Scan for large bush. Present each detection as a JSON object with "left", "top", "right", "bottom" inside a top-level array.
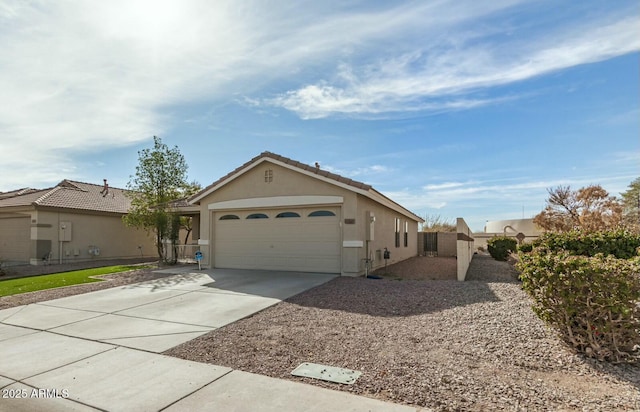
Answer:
[
  {"left": 531, "top": 230, "right": 640, "bottom": 259},
  {"left": 518, "top": 247, "right": 640, "bottom": 363},
  {"left": 487, "top": 236, "right": 517, "bottom": 261}
]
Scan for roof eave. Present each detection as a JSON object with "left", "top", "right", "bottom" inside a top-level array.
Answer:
[{"left": 189, "top": 153, "right": 423, "bottom": 222}]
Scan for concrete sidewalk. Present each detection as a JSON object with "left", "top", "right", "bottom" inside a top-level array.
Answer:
[{"left": 0, "top": 269, "right": 428, "bottom": 411}]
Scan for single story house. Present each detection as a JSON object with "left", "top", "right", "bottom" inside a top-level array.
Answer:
[
  {"left": 0, "top": 180, "right": 156, "bottom": 266},
  {"left": 187, "top": 152, "right": 424, "bottom": 276}
]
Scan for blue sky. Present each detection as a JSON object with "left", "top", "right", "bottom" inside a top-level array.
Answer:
[{"left": 0, "top": 0, "right": 638, "bottom": 232}]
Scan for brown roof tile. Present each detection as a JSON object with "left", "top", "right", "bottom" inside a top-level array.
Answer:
[
  {"left": 0, "top": 188, "right": 40, "bottom": 200},
  {"left": 0, "top": 180, "right": 133, "bottom": 214}
]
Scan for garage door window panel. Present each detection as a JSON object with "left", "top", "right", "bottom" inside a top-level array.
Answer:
[
  {"left": 308, "top": 210, "right": 336, "bottom": 217},
  {"left": 219, "top": 214, "right": 240, "bottom": 220},
  {"left": 276, "top": 212, "right": 300, "bottom": 218},
  {"left": 246, "top": 213, "right": 269, "bottom": 219}
]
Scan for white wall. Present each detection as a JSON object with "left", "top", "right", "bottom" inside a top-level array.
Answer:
[
  {"left": 484, "top": 218, "right": 542, "bottom": 234},
  {"left": 475, "top": 218, "right": 543, "bottom": 251}
]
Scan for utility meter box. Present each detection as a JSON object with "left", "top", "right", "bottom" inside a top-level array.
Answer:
[{"left": 59, "top": 221, "right": 72, "bottom": 242}]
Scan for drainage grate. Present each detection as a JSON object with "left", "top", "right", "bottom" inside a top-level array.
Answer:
[{"left": 291, "top": 362, "right": 362, "bottom": 385}]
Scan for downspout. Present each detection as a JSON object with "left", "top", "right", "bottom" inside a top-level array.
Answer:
[{"left": 58, "top": 212, "right": 63, "bottom": 264}]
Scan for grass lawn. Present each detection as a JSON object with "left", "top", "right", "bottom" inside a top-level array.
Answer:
[{"left": 0, "top": 265, "right": 152, "bottom": 297}]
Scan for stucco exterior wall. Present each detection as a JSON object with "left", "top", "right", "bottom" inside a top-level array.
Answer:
[
  {"left": 29, "top": 210, "right": 156, "bottom": 264},
  {"left": 0, "top": 214, "right": 31, "bottom": 263},
  {"left": 355, "top": 195, "right": 418, "bottom": 272},
  {"left": 437, "top": 232, "right": 457, "bottom": 257},
  {"left": 194, "top": 160, "right": 419, "bottom": 275},
  {"left": 456, "top": 217, "right": 474, "bottom": 281},
  {"left": 196, "top": 162, "right": 358, "bottom": 271}
]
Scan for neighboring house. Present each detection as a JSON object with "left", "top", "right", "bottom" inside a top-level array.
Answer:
[
  {"left": 474, "top": 218, "right": 543, "bottom": 251},
  {"left": 186, "top": 152, "right": 424, "bottom": 275},
  {"left": 0, "top": 180, "right": 156, "bottom": 266}
]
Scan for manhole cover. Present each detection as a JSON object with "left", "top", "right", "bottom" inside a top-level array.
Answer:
[{"left": 291, "top": 362, "right": 361, "bottom": 385}]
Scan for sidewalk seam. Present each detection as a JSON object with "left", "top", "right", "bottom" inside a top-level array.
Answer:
[{"left": 157, "top": 368, "right": 234, "bottom": 411}]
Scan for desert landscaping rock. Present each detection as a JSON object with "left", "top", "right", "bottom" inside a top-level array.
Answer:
[
  {"left": 2, "top": 257, "right": 638, "bottom": 410},
  {"left": 166, "top": 256, "right": 640, "bottom": 411}
]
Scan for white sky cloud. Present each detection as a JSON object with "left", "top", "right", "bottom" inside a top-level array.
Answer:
[
  {"left": 388, "top": 174, "right": 638, "bottom": 225},
  {"left": 322, "top": 164, "right": 392, "bottom": 180},
  {"left": 0, "top": 1, "right": 637, "bottom": 192},
  {"left": 268, "top": 15, "right": 640, "bottom": 118}
]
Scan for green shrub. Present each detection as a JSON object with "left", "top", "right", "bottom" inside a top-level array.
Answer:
[
  {"left": 487, "top": 236, "right": 518, "bottom": 261},
  {"left": 517, "top": 250, "right": 640, "bottom": 363},
  {"left": 534, "top": 230, "right": 640, "bottom": 259},
  {"left": 518, "top": 242, "right": 534, "bottom": 253}
]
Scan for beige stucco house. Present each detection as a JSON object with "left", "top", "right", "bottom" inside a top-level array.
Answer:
[
  {"left": 187, "top": 152, "right": 423, "bottom": 276},
  {"left": 0, "top": 180, "right": 156, "bottom": 266}
]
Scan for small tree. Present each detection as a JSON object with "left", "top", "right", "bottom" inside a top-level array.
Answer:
[
  {"left": 533, "top": 185, "right": 623, "bottom": 232},
  {"left": 124, "top": 136, "right": 190, "bottom": 263},
  {"left": 179, "top": 181, "right": 202, "bottom": 245},
  {"left": 621, "top": 177, "right": 640, "bottom": 234}
]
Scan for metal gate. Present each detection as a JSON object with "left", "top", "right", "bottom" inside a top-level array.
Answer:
[{"left": 423, "top": 232, "right": 438, "bottom": 256}]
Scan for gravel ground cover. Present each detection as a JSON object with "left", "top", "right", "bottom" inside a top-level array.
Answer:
[
  {"left": 372, "top": 256, "right": 457, "bottom": 280},
  {"left": 166, "top": 255, "right": 640, "bottom": 411}
]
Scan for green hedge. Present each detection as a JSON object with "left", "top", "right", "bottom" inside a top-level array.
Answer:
[
  {"left": 517, "top": 244, "right": 640, "bottom": 363},
  {"left": 530, "top": 230, "right": 640, "bottom": 259},
  {"left": 487, "top": 236, "right": 518, "bottom": 261}
]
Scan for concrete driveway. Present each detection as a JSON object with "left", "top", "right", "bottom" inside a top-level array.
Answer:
[
  {"left": 0, "top": 268, "right": 336, "bottom": 353},
  {"left": 0, "top": 268, "right": 424, "bottom": 411}
]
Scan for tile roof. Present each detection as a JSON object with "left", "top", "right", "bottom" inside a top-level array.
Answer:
[
  {"left": 0, "top": 180, "right": 133, "bottom": 214},
  {"left": 0, "top": 187, "right": 40, "bottom": 200}
]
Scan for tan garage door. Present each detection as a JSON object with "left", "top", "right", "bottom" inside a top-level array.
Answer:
[
  {"left": 214, "top": 207, "right": 341, "bottom": 273},
  {"left": 0, "top": 216, "right": 31, "bottom": 263}
]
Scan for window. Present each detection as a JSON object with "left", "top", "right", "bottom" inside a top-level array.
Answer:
[
  {"left": 308, "top": 210, "right": 336, "bottom": 217},
  {"left": 404, "top": 221, "right": 408, "bottom": 247},
  {"left": 246, "top": 213, "right": 269, "bottom": 219},
  {"left": 219, "top": 214, "right": 240, "bottom": 220},
  {"left": 395, "top": 218, "right": 400, "bottom": 248},
  {"left": 264, "top": 169, "right": 273, "bottom": 183},
  {"left": 276, "top": 211, "right": 300, "bottom": 218}
]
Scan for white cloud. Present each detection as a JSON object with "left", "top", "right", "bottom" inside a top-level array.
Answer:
[
  {"left": 267, "top": 13, "right": 640, "bottom": 118},
  {"left": 0, "top": 1, "right": 637, "bottom": 190},
  {"left": 0, "top": 0, "right": 268, "bottom": 189},
  {"left": 423, "top": 182, "right": 466, "bottom": 191},
  {"left": 388, "top": 174, "right": 637, "bottom": 218},
  {"left": 322, "top": 164, "right": 392, "bottom": 179}
]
